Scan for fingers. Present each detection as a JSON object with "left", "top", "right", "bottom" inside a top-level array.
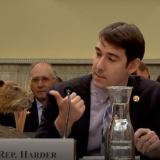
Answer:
[
  {"left": 138, "top": 132, "right": 153, "bottom": 154},
  {"left": 135, "top": 128, "right": 150, "bottom": 140},
  {"left": 71, "top": 95, "right": 84, "bottom": 107},
  {"left": 70, "top": 92, "right": 78, "bottom": 99},
  {"left": 79, "top": 105, "right": 85, "bottom": 114},
  {"left": 135, "top": 129, "right": 159, "bottom": 155},
  {"left": 70, "top": 92, "right": 85, "bottom": 112},
  {"left": 49, "top": 91, "right": 81, "bottom": 105},
  {"left": 145, "top": 135, "right": 160, "bottom": 153},
  {"left": 68, "top": 92, "right": 85, "bottom": 121},
  {"left": 136, "top": 130, "right": 153, "bottom": 150},
  {"left": 70, "top": 92, "right": 84, "bottom": 107},
  {"left": 134, "top": 128, "right": 150, "bottom": 146},
  {"left": 49, "top": 90, "right": 63, "bottom": 105},
  {"left": 50, "top": 91, "right": 85, "bottom": 123}
]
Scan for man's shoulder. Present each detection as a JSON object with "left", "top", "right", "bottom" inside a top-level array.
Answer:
[
  {"left": 49, "top": 74, "right": 92, "bottom": 94},
  {"left": 65, "top": 74, "right": 92, "bottom": 83},
  {"left": 129, "top": 75, "right": 160, "bottom": 91}
]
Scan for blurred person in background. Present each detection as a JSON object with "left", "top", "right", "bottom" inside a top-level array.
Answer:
[
  {"left": 53, "top": 76, "right": 63, "bottom": 84},
  {"left": 156, "top": 74, "right": 160, "bottom": 82},
  {"left": 24, "top": 61, "right": 57, "bottom": 132},
  {"left": 136, "top": 61, "right": 150, "bottom": 79}
]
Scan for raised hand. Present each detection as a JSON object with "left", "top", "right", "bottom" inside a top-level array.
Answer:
[{"left": 49, "top": 90, "right": 85, "bottom": 133}]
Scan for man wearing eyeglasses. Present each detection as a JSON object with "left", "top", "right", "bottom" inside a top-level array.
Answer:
[{"left": 24, "top": 61, "right": 56, "bottom": 132}]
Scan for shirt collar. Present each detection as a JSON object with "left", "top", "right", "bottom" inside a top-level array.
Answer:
[
  {"left": 35, "top": 99, "right": 43, "bottom": 109},
  {"left": 90, "top": 77, "right": 129, "bottom": 104},
  {"left": 91, "top": 80, "right": 108, "bottom": 104}
]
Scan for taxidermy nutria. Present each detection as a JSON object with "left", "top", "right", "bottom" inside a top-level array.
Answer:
[{"left": 0, "top": 80, "right": 33, "bottom": 113}]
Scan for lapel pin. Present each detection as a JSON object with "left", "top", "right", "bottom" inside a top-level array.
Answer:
[{"left": 133, "top": 95, "right": 139, "bottom": 102}]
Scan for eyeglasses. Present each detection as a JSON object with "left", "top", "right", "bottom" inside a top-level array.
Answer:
[{"left": 31, "top": 77, "right": 53, "bottom": 84}]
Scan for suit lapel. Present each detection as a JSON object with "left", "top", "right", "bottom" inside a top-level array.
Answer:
[
  {"left": 127, "top": 76, "right": 142, "bottom": 131},
  {"left": 24, "top": 98, "right": 39, "bottom": 132},
  {"left": 73, "top": 75, "right": 92, "bottom": 156}
]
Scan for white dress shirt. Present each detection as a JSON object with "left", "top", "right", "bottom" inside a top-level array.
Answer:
[
  {"left": 87, "top": 80, "right": 108, "bottom": 155},
  {"left": 35, "top": 99, "right": 43, "bottom": 124}
]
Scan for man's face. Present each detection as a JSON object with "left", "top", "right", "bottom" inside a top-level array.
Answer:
[
  {"left": 137, "top": 69, "right": 149, "bottom": 79},
  {"left": 30, "top": 63, "right": 54, "bottom": 104},
  {"left": 92, "top": 39, "right": 134, "bottom": 89}
]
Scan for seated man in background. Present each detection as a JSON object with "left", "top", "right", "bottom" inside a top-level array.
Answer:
[
  {"left": 35, "top": 22, "right": 160, "bottom": 159},
  {"left": 156, "top": 74, "right": 160, "bottom": 82},
  {"left": 24, "top": 61, "right": 57, "bottom": 132},
  {"left": 54, "top": 76, "right": 63, "bottom": 84},
  {"left": 0, "top": 61, "right": 57, "bottom": 133},
  {"left": 132, "top": 61, "right": 150, "bottom": 79}
]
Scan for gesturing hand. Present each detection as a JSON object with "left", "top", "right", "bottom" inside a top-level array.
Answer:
[{"left": 50, "top": 90, "right": 85, "bottom": 129}]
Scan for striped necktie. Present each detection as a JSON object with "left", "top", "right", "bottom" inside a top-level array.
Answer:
[{"left": 100, "top": 99, "right": 111, "bottom": 155}]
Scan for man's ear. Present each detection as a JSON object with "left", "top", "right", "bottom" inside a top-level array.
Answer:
[
  {"left": 28, "top": 77, "right": 32, "bottom": 86},
  {"left": 127, "top": 58, "right": 140, "bottom": 74}
]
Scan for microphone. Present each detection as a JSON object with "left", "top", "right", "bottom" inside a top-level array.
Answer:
[
  {"left": 64, "top": 83, "right": 74, "bottom": 96},
  {"left": 63, "top": 83, "right": 74, "bottom": 138}
]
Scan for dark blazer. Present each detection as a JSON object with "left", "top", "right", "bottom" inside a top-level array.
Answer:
[
  {"left": 35, "top": 74, "right": 160, "bottom": 160},
  {"left": 23, "top": 98, "right": 39, "bottom": 132},
  {"left": 0, "top": 98, "right": 39, "bottom": 132}
]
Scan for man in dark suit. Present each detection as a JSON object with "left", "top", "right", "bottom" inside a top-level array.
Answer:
[
  {"left": 23, "top": 98, "right": 40, "bottom": 132},
  {"left": 24, "top": 61, "right": 57, "bottom": 132},
  {"left": 35, "top": 22, "right": 160, "bottom": 159}
]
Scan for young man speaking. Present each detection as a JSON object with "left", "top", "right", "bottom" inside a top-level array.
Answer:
[{"left": 36, "top": 22, "right": 160, "bottom": 160}]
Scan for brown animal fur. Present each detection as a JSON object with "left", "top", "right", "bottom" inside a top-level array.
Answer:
[{"left": 0, "top": 80, "right": 33, "bottom": 113}]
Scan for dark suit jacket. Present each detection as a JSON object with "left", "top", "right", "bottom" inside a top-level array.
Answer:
[
  {"left": 0, "top": 98, "right": 39, "bottom": 132},
  {"left": 23, "top": 98, "right": 39, "bottom": 132},
  {"left": 35, "top": 74, "right": 160, "bottom": 160}
]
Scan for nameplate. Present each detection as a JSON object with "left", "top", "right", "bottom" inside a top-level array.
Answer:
[{"left": 0, "top": 138, "right": 74, "bottom": 160}]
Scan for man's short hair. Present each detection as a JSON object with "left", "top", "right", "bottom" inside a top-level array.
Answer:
[
  {"left": 99, "top": 22, "right": 145, "bottom": 66},
  {"left": 29, "top": 61, "right": 57, "bottom": 78}
]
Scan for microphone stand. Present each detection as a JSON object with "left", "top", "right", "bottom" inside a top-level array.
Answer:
[
  {"left": 63, "top": 90, "right": 71, "bottom": 139},
  {"left": 63, "top": 84, "right": 76, "bottom": 160}
]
